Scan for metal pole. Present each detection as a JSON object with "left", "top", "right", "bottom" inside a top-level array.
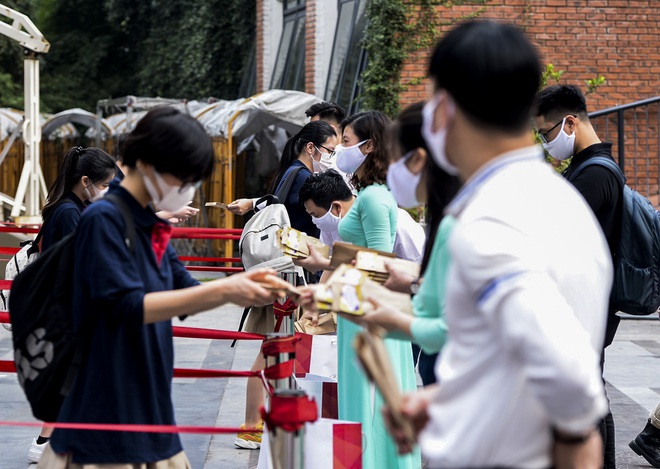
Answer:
[
  {"left": 618, "top": 109, "right": 625, "bottom": 172},
  {"left": 267, "top": 389, "right": 306, "bottom": 469},
  {"left": 279, "top": 270, "right": 298, "bottom": 336},
  {"left": 12, "top": 50, "right": 45, "bottom": 224},
  {"left": 263, "top": 332, "right": 296, "bottom": 392}
]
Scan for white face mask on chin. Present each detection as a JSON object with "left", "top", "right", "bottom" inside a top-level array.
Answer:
[
  {"left": 141, "top": 167, "right": 197, "bottom": 213},
  {"left": 542, "top": 118, "right": 575, "bottom": 161}
]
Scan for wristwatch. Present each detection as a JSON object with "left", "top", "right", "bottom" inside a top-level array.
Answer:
[{"left": 410, "top": 277, "right": 420, "bottom": 296}]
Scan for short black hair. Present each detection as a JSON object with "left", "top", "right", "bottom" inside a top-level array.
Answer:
[
  {"left": 428, "top": 20, "right": 541, "bottom": 133},
  {"left": 121, "top": 106, "right": 214, "bottom": 183},
  {"left": 305, "top": 102, "right": 347, "bottom": 123},
  {"left": 299, "top": 169, "right": 353, "bottom": 211},
  {"left": 534, "top": 84, "right": 589, "bottom": 122}
]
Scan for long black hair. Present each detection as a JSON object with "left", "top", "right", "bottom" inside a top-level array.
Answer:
[
  {"left": 392, "top": 102, "right": 461, "bottom": 275},
  {"left": 270, "top": 120, "right": 336, "bottom": 193},
  {"left": 42, "top": 146, "right": 117, "bottom": 222}
]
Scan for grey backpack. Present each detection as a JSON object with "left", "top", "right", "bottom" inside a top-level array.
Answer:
[{"left": 238, "top": 166, "right": 305, "bottom": 272}]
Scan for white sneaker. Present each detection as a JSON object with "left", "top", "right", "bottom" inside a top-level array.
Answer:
[{"left": 27, "top": 438, "right": 48, "bottom": 464}]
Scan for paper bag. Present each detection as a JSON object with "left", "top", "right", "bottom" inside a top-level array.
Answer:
[
  {"left": 295, "top": 332, "right": 338, "bottom": 379},
  {"left": 258, "top": 418, "right": 363, "bottom": 469},
  {"left": 295, "top": 374, "right": 338, "bottom": 419}
]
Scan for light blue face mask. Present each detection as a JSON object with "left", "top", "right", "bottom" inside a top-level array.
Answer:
[{"left": 387, "top": 152, "right": 422, "bottom": 208}]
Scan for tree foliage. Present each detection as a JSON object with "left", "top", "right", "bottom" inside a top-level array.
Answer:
[{"left": 0, "top": 0, "right": 255, "bottom": 113}]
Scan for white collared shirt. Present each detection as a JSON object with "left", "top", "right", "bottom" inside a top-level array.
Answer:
[{"left": 420, "top": 146, "right": 610, "bottom": 468}]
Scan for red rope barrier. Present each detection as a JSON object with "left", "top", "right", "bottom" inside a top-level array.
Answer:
[
  {"left": 0, "top": 226, "right": 39, "bottom": 234},
  {"left": 0, "top": 247, "right": 20, "bottom": 255},
  {"left": 261, "top": 394, "right": 318, "bottom": 432},
  {"left": 172, "top": 326, "right": 264, "bottom": 341},
  {"left": 0, "top": 280, "right": 11, "bottom": 290},
  {"left": 262, "top": 335, "right": 300, "bottom": 356},
  {"left": 0, "top": 360, "right": 294, "bottom": 381},
  {"left": 184, "top": 266, "right": 244, "bottom": 273},
  {"left": 172, "top": 227, "right": 243, "bottom": 236},
  {"left": 273, "top": 298, "right": 299, "bottom": 333},
  {"left": 178, "top": 256, "right": 241, "bottom": 263},
  {"left": 0, "top": 420, "right": 259, "bottom": 434},
  {"left": 0, "top": 311, "right": 8, "bottom": 323}
]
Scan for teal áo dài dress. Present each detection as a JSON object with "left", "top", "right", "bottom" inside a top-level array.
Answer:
[{"left": 337, "top": 183, "right": 421, "bottom": 469}]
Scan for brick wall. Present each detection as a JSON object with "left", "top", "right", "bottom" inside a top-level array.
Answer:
[
  {"left": 399, "top": 0, "right": 660, "bottom": 196},
  {"left": 305, "top": 0, "right": 316, "bottom": 94}
]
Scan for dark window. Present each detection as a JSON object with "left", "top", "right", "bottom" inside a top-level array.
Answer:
[
  {"left": 239, "top": 41, "right": 257, "bottom": 98},
  {"left": 271, "top": 0, "right": 306, "bottom": 91},
  {"left": 325, "top": 0, "right": 368, "bottom": 114}
]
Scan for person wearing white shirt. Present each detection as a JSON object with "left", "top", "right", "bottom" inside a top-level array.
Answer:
[{"left": 385, "top": 20, "right": 610, "bottom": 469}]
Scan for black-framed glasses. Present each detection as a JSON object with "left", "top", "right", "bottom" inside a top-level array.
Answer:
[
  {"left": 316, "top": 144, "right": 335, "bottom": 157},
  {"left": 538, "top": 115, "right": 576, "bottom": 143}
]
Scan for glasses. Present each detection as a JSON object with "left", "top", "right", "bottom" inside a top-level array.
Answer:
[
  {"left": 316, "top": 144, "right": 335, "bottom": 157},
  {"left": 538, "top": 115, "right": 576, "bottom": 143}
]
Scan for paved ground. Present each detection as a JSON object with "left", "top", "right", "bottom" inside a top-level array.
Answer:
[{"left": 0, "top": 308, "right": 659, "bottom": 468}]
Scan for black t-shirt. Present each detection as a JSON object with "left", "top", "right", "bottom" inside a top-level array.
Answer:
[{"left": 563, "top": 142, "right": 623, "bottom": 256}]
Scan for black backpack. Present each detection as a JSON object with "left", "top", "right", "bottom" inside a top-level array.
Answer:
[
  {"left": 571, "top": 156, "right": 660, "bottom": 315},
  {"left": 9, "top": 193, "right": 135, "bottom": 421}
]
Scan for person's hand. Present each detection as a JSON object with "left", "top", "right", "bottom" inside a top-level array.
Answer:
[
  {"left": 227, "top": 198, "right": 255, "bottom": 216},
  {"left": 293, "top": 244, "right": 331, "bottom": 273},
  {"left": 214, "top": 269, "right": 287, "bottom": 307},
  {"left": 167, "top": 205, "right": 199, "bottom": 224},
  {"left": 354, "top": 296, "right": 411, "bottom": 336},
  {"left": 382, "top": 386, "right": 436, "bottom": 455},
  {"left": 383, "top": 261, "right": 417, "bottom": 294},
  {"left": 553, "top": 428, "right": 603, "bottom": 469},
  {"left": 298, "top": 286, "right": 320, "bottom": 326}
]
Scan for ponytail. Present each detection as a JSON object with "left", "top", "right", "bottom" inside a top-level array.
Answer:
[
  {"left": 270, "top": 121, "right": 336, "bottom": 193},
  {"left": 42, "top": 147, "right": 117, "bottom": 222}
]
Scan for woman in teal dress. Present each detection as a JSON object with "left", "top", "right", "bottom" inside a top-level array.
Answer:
[{"left": 333, "top": 111, "right": 421, "bottom": 469}]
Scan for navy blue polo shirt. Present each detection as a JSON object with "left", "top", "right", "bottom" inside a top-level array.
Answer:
[
  {"left": 277, "top": 160, "right": 320, "bottom": 237},
  {"left": 51, "top": 183, "right": 199, "bottom": 464},
  {"left": 40, "top": 192, "right": 86, "bottom": 252}
]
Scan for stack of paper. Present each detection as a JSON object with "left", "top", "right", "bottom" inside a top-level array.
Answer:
[
  {"left": 313, "top": 265, "right": 413, "bottom": 316},
  {"left": 205, "top": 202, "right": 229, "bottom": 209},
  {"left": 276, "top": 227, "right": 330, "bottom": 259},
  {"left": 355, "top": 251, "right": 421, "bottom": 284}
]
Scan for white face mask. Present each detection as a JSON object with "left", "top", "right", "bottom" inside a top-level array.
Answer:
[
  {"left": 312, "top": 205, "right": 341, "bottom": 234},
  {"left": 335, "top": 140, "right": 368, "bottom": 174},
  {"left": 387, "top": 153, "right": 422, "bottom": 208},
  {"left": 84, "top": 182, "right": 108, "bottom": 203},
  {"left": 315, "top": 146, "right": 334, "bottom": 173},
  {"left": 422, "top": 95, "right": 459, "bottom": 176},
  {"left": 542, "top": 118, "right": 575, "bottom": 161},
  {"left": 141, "top": 167, "right": 197, "bottom": 213}
]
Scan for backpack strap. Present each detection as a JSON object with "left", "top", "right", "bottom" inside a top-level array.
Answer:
[
  {"left": 274, "top": 165, "right": 306, "bottom": 204},
  {"left": 28, "top": 198, "right": 79, "bottom": 256},
  {"left": 105, "top": 193, "right": 136, "bottom": 253},
  {"left": 569, "top": 156, "right": 626, "bottom": 188}
]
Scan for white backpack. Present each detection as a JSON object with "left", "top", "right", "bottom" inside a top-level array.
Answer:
[
  {"left": 239, "top": 166, "right": 305, "bottom": 272},
  {"left": 239, "top": 202, "right": 295, "bottom": 272},
  {"left": 1, "top": 239, "right": 39, "bottom": 324}
]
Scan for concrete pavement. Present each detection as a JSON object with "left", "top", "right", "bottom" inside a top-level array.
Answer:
[{"left": 0, "top": 310, "right": 659, "bottom": 468}]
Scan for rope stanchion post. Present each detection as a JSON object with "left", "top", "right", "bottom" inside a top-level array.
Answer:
[
  {"left": 278, "top": 270, "right": 299, "bottom": 335},
  {"left": 262, "top": 333, "right": 298, "bottom": 392},
  {"left": 263, "top": 389, "right": 317, "bottom": 469}
]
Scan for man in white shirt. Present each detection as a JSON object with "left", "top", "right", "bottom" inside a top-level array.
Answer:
[{"left": 385, "top": 20, "right": 610, "bottom": 469}]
